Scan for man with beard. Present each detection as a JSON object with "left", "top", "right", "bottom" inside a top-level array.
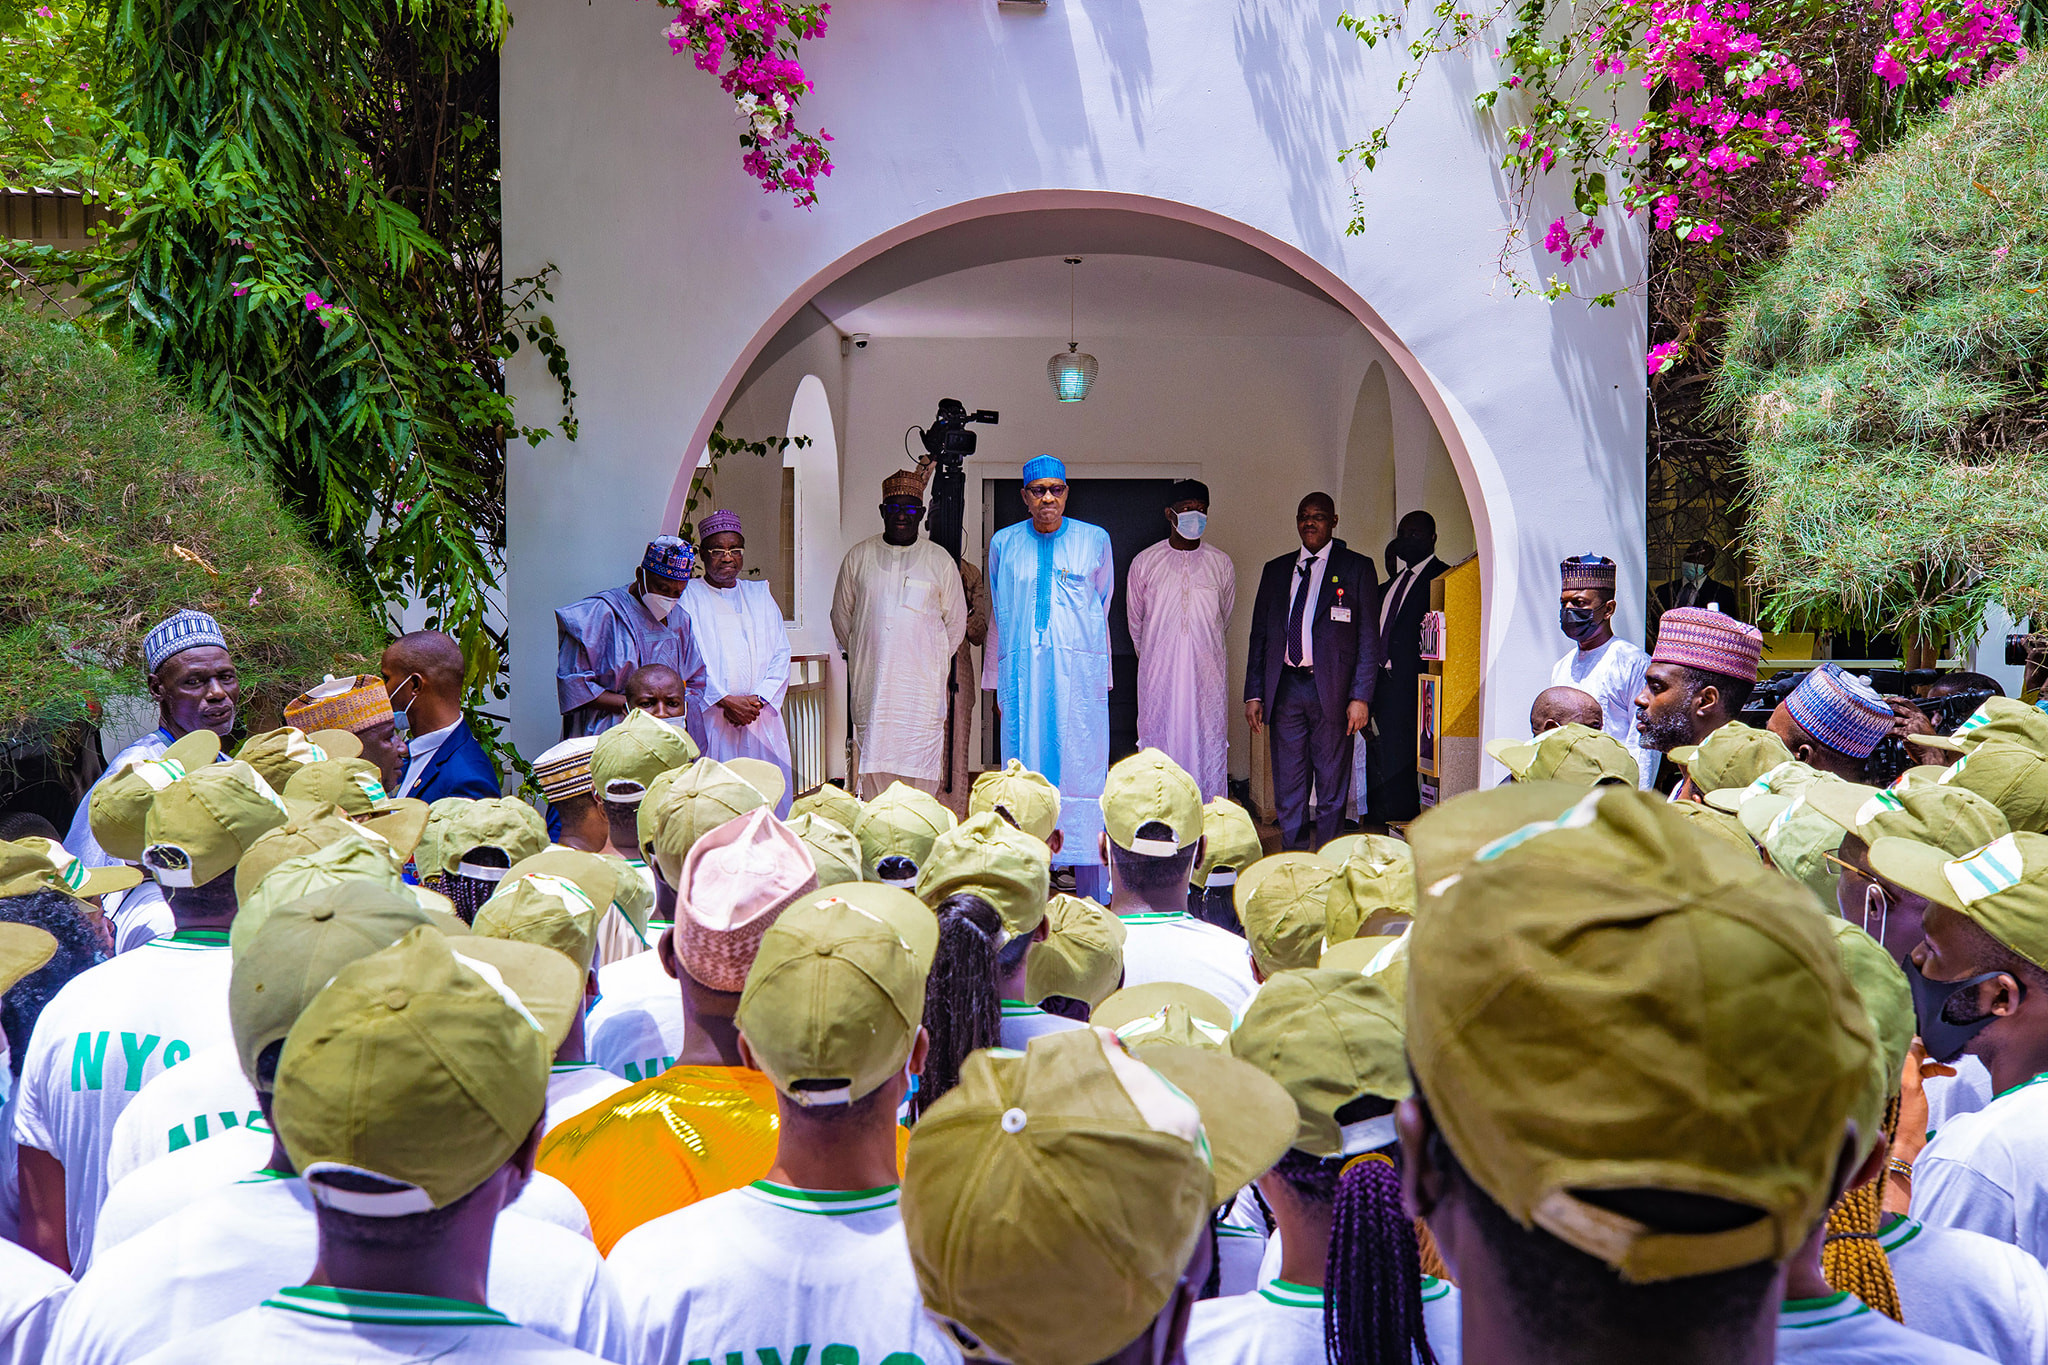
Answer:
[{"left": 1632, "top": 605, "right": 1763, "bottom": 768}]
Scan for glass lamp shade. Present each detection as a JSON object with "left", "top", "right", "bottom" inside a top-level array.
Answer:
[{"left": 1047, "top": 347, "right": 1098, "bottom": 402}]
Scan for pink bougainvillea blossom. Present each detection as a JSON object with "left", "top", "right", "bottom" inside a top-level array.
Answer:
[
  {"left": 1647, "top": 341, "right": 1685, "bottom": 374},
  {"left": 654, "top": 0, "right": 835, "bottom": 208}
]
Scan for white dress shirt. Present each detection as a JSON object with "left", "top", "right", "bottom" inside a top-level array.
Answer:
[
  {"left": 1285, "top": 545, "right": 1332, "bottom": 669},
  {"left": 396, "top": 720, "right": 459, "bottom": 798}
]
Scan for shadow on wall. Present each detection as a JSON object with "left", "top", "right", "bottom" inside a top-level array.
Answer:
[{"left": 1232, "top": 0, "right": 1370, "bottom": 262}]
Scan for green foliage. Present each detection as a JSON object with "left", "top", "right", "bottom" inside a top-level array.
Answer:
[
  {"left": 1716, "top": 60, "right": 2048, "bottom": 645},
  {"left": 0, "top": 297, "right": 386, "bottom": 730},
  {"left": 0, "top": 3, "right": 110, "bottom": 178}
]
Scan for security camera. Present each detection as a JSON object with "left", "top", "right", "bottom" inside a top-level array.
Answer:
[{"left": 850, "top": 333, "right": 872, "bottom": 351}]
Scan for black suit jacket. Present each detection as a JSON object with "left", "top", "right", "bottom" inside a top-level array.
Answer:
[
  {"left": 1245, "top": 538, "right": 1382, "bottom": 717},
  {"left": 405, "top": 719, "right": 502, "bottom": 803},
  {"left": 1377, "top": 555, "right": 1448, "bottom": 678}
]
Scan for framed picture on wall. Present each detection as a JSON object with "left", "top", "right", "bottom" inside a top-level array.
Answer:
[{"left": 1417, "top": 673, "right": 1441, "bottom": 778}]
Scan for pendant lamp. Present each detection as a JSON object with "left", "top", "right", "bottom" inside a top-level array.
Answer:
[{"left": 1047, "top": 257, "right": 1098, "bottom": 402}]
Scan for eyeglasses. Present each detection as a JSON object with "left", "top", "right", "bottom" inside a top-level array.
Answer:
[
  {"left": 1025, "top": 482, "right": 1067, "bottom": 498},
  {"left": 703, "top": 546, "right": 744, "bottom": 559}
]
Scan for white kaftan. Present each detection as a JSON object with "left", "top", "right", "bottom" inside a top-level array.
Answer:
[
  {"left": 1550, "top": 637, "right": 1659, "bottom": 788},
  {"left": 1127, "top": 540, "right": 1235, "bottom": 800},
  {"left": 831, "top": 535, "right": 968, "bottom": 787},
  {"left": 678, "top": 578, "right": 794, "bottom": 816}
]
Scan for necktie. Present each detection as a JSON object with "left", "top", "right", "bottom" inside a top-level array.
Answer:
[{"left": 1285, "top": 556, "right": 1313, "bottom": 667}]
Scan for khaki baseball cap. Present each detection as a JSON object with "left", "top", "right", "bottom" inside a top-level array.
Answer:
[
  {"left": 1801, "top": 780, "right": 2010, "bottom": 858},
  {"left": 790, "top": 882, "right": 939, "bottom": 975},
  {"left": 1486, "top": 723, "right": 1640, "bottom": 787},
  {"left": 414, "top": 798, "right": 475, "bottom": 882},
  {"left": 1740, "top": 791, "right": 1850, "bottom": 903},
  {"left": 0, "top": 837, "right": 141, "bottom": 902},
  {"left": 232, "top": 833, "right": 412, "bottom": 955},
  {"left": 1024, "top": 893, "right": 1126, "bottom": 1008},
  {"left": 1663, "top": 797, "right": 1762, "bottom": 860},
  {"left": 1231, "top": 968, "right": 1411, "bottom": 1157},
  {"left": 1102, "top": 749, "right": 1202, "bottom": 854},
  {"left": 229, "top": 882, "right": 437, "bottom": 1090},
  {"left": 590, "top": 709, "right": 697, "bottom": 804},
  {"left": 852, "top": 782, "right": 956, "bottom": 881},
  {"left": 791, "top": 782, "right": 864, "bottom": 834},
  {"left": 1906, "top": 696, "right": 2048, "bottom": 756},
  {"left": 0, "top": 923, "right": 57, "bottom": 996},
  {"left": 282, "top": 758, "right": 395, "bottom": 817},
  {"left": 1236, "top": 854, "right": 1337, "bottom": 976},
  {"left": 233, "top": 726, "right": 364, "bottom": 791},
  {"left": 473, "top": 871, "right": 605, "bottom": 976},
  {"left": 902, "top": 1027, "right": 1266, "bottom": 1365},
  {"left": 1319, "top": 933, "right": 1409, "bottom": 1000},
  {"left": 1666, "top": 721, "right": 1795, "bottom": 794},
  {"left": 915, "top": 812, "right": 1051, "bottom": 939},
  {"left": 1140, "top": 1044, "right": 1299, "bottom": 1203},
  {"left": 1325, "top": 845, "right": 1420, "bottom": 944},
  {"left": 1867, "top": 831, "right": 2048, "bottom": 970},
  {"left": 1191, "top": 799, "right": 1263, "bottom": 890},
  {"left": 234, "top": 805, "right": 410, "bottom": 907},
  {"left": 647, "top": 758, "right": 769, "bottom": 888},
  {"left": 1101, "top": 1000, "right": 1232, "bottom": 1055},
  {"left": 969, "top": 760, "right": 1061, "bottom": 843},
  {"left": 1316, "top": 832, "right": 1412, "bottom": 870},
  {"left": 1093, "top": 981, "right": 1233, "bottom": 1036},
  {"left": 1829, "top": 919, "right": 1913, "bottom": 1120},
  {"left": 499, "top": 847, "right": 622, "bottom": 925},
  {"left": 1404, "top": 780, "right": 1590, "bottom": 903},
  {"left": 88, "top": 728, "right": 222, "bottom": 862},
  {"left": 786, "top": 812, "right": 862, "bottom": 887},
  {"left": 439, "top": 798, "right": 549, "bottom": 880},
  {"left": 737, "top": 893, "right": 929, "bottom": 1106},
  {"left": 275, "top": 926, "right": 554, "bottom": 1214},
  {"left": 726, "top": 758, "right": 788, "bottom": 813},
  {"left": 1407, "top": 785, "right": 1876, "bottom": 1282},
  {"left": 141, "top": 760, "right": 290, "bottom": 889},
  {"left": 1933, "top": 741, "right": 2048, "bottom": 833},
  {"left": 1701, "top": 758, "right": 1835, "bottom": 815}
]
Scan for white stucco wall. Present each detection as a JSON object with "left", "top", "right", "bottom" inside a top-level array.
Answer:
[{"left": 500, "top": 0, "right": 1647, "bottom": 769}]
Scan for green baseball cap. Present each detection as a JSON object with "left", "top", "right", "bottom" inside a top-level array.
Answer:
[
  {"left": 736, "top": 892, "right": 929, "bottom": 1106},
  {"left": 282, "top": 758, "right": 395, "bottom": 817},
  {"left": 1801, "top": 780, "right": 2010, "bottom": 858},
  {"left": 1486, "top": 723, "right": 1640, "bottom": 787},
  {"left": 1102, "top": 749, "right": 1202, "bottom": 854},
  {"left": 1093, "top": 981, "right": 1233, "bottom": 1036},
  {"left": 1829, "top": 919, "right": 1913, "bottom": 1120},
  {"left": 233, "top": 727, "right": 364, "bottom": 791},
  {"left": 605, "top": 853, "right": 654, "bottom": 938},
  {"left": 0, "top": 923, "right": 56, "bottom": 997},
  {"left": 232, "top": 833, "right": 412, "bottom": 955},
  {"left": 140, "top": 760, "right": 290, "bottom": 889},
  {"left": 1932, "top": 741, "right": 2048, "bottom": 833},
  {"left": 1316, "top": 832, "right": 1412, "bottom": 870},
  {"left": 88, "top": 728, "right": 222, "bottom": 863},
  {"left": 1024, "top": 893, "right": 1127, "bottom": 1008},
  {"left": 1191, "top": 799, "right": 1263, "bottom": 890},
  {"left": 1407, "top": 786, "right": 1876, "bottom": 1283},
  {"left": 648, "top": 758, "right": 770, "bottom": 887},
  {"left": 1319, "top": 933, "right": 1409, "bottom": 999},
  {"left": 852, "top": 782, "right": 956, "bottom": 881},
  {"left": 1906, "top": 696, "right": 2048, "bottom": 756},
  {"left": 902, "top": 1027, "right": 1284, "bottom": 1365},
  {"left": 1140, "top": 1044, "right": 1299, "bottom": 1203},
  {"left": 786, "top": 812, "right": 863, "bottom": 887},
  {"left": 1236, "top": 854, "right": 1337, "bottom": 976},
  {"left": 969, "top": 760, "right": 1061, "bottom": 844},
  {"left": 590, "top": 709, "right": 697, "bottom": 804},
  {"left": 1663, "top": 797, "right": 1762, "bottom": 860},
  {"left": 473, "top": 871, "right": 605, "bottom": 976},
  {"left": 1325, "top": 844, "right": 1420, "bottom": 944},
  {"left": 1867, "top": 831, "right": 2048, "bottom": 970},
  {"left": 413, "top": 798, "right": 474, "bottom": 883},
  {"left": 727, "top": 758, "right": 788, "bottom": 813},
  {"left": 1104, "top": 1002, "right": 1232, "bottom": 1055},
  {"left": 1404, "top": 780, "right": 1590, "bottom": 904},
  {"left": 0, "top": 836, "right": 141, "bottom": 903},
  {"left": 791, "top": 782, "right": 864, "bottom": 834},
  {"left": 1739, "top": 791, "right": 1850, "bottom": 904},
  {"left": 788, "top": 882, "right": 940, "bottom": 975},
  {"left": 438, "top": 798, "right": 549, "bottom": 880},
  {"left": 276, "top": 926, "right": 555, "bottom": 1214},
  {"left": 499, "top": 847, "right": 623, "bottom": 931},
  {"left": 1666, "top": 721, "right": 1795, "bottom": 795},
  {"left": 915, "top": 812, "right": 1051, "bottom": 939},
  {"left": 234, "top": 805, "right": 410, "bottom": 908},
  {"left": 1231, "top": 968, "right": 1411, "bottom": 1157},
  {"left": 229, "top": 882, "right": 437, "bottom": 1091}
]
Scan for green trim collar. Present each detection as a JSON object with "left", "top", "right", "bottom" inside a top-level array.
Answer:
[
  {"left": 1876, "top": 1215, "right": 1923, "bottom": 1253},
  {"left": 264, "top": 1286, "right": 512, "bottom": 1328},
  {"left": 1118, "top": 911, "right": 1190, "bottom": 925},
  {"left": 1779, "top": 1291, "right": 1868, "bottom": 1330},
  {"left": 1419, "top": 1275, "right": 1452, "bottom": 1304},
  {"left": 744, "top": 1181, "right": 900, "bottom": 1216},
  {"left": 998, "top": 1000, "right": 1044, "bottom": 1018},
  {"left": 1258, "top": 1280, "right": 1325, "bottom": 1309},
  {"left": 155, "top": 927, "right": 231, "bottom": 949}
]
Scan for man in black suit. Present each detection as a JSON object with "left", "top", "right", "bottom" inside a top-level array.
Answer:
[
  {"left": 1650, "top": 539, "right": 1738, "bottom": 630},
  {"left": 1244, "top": 492, "right": 1382, "bottom": 850},
  {"left": 1364, "top": 511, "right": 1448, "bottom": 823}
]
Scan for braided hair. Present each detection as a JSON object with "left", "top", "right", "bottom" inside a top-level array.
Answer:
[
  {"left": 913, "top": 893, "right": 1004, "bottom": 1120},
  {"left": 1822, "top": 1093, "right": 1902, "bottom": 1320}
]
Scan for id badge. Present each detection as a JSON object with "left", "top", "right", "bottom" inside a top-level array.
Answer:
[{"left": 1330, "top": 606, "right": 1353, "bottom": 623}]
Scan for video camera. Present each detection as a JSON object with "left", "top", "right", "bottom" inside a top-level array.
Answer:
[{"left": 917, "top": 399, "right": 998, "bottom": 559}]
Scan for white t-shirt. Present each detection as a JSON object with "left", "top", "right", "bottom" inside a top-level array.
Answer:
[
  {"left": 50, "top": 1171, "right": 625, "bottom": 1365},
  {"left": 1115, "top": 912, "right": 1258, "bottom": 1014},
  {"left": 605, "top": 1180, "right": 962, "bottom": 1365},
  {"left": 546, "top": 1062, "right": 631, "bottom": 1133},
  {"left": 1881, "top": 1214, "right": 2048, "bottom": 1365},
  {"left": 997, "top": 1001, "right": 1084, "bottom": 1052},
  {"left": 97, "top": 1123, "right": 271, "bottom": 1252},
  {"left": 127, "top": 1287, "right": 606, "bottom": 1365},
  {"left": 586, "top": 942, "right": 685, "bottom": 1082},
  {"left": 10, "top": 927, "right": 234, "bottom": 1268},
  {"left": 109, "top": 881, "right": 174, "bottom": 953},
  {"left": 0, "top": 1093, "right": 19, "bottom": 1243},
  {"left": 1911, "top": 1070, "right": 2048, "bottom": 1259},
  {"left": 1185, "top": 1276, "right": 1461, "bottom": 1365},
  {"left": 104, "top": 1048, "right": 261, "bottom": 1185},
  {"left": 0, "top": 1236, "right": 71, "bottom": 1365},
  {"left": 1214, "top": 1186, "right": 1269, "bottom": 1299},
  {"left": 1550, "top": 636, "right": 1657, "bottom": 788},
  {"left": 1775, "top": 1291, "right": 1997, "bottom": 1362},
  {"left": 1925, "top": 1054, "right": 1995, "bottom": 1136}
]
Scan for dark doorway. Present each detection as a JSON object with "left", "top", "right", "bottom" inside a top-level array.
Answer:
[{"left": 988, "top": 478, "right": 1177, "bottom": 764}]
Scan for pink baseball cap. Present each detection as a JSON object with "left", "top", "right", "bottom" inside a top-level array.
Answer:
[{"left": 675, "top": 807, "right": 818, "bottom": 991}]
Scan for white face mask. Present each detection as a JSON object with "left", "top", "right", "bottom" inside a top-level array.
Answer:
[
  {"left": 641, "top": 591, "right": 680, "bottom": 622},
  {"left": 1680, "top": 561, "right": 1707, "bottom": 585},
  {"left": 1175, "top": 510, "right": 1208, "bottom": 540}
]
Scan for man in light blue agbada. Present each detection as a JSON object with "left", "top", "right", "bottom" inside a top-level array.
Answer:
[{"left": 983, "top": 456, "right": 1114, "bottom": 892}]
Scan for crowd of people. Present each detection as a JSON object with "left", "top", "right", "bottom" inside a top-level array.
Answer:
[{"left": 0, "top": 469, "right": 2045, "bottom": 1364}]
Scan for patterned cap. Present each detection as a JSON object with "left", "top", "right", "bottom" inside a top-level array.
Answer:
[
  {"left": 882, "top": 468, "right": 929, "bottom": 501},
  {"left": 674, "top": 808, "right": 818, "bottom": 991},
  {"left": 1653, "top": 607, "right": 1763, "bottom": 682},
  {"left": 533, "top": 735, "right": 600, "bottom": 804},
  {"left": 1785, "top": 665, "right": 1893, "bottom": 759},
  {"left": 284, "top": 675, "right": 394, "bottom": 736},
  {"left": 1559, "top": 555, "right": 1617, "bottom": 592},
  {"left": 642, "top": 536, "right": 696, "bottom": 582},
  {"left": 699, "top": 509, "right": 743, "bottom": 540},
  {"left": 144, "top": 610, "right": 228, "bottom": 674}
]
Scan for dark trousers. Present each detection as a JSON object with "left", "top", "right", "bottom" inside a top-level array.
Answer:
[
  {"left": 1366, "top": 664, "right": 1423, "bottom": 823},
  {"left": 1271, "top": 668, "right": 1354, "bottom": 851}
]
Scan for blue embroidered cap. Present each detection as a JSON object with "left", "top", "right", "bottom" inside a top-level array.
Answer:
[
  {"left": 641, "top": 536, "right": 696, "bottom": 582},
  {"left": 144, "top": 610, "right": 228, "bottom": 674},
  {"left": 1786, "top": 664, "right": 1893, "bottom": 759},
  {"left": 1022, "top": 454, "right": 1066, "bottom": 485}
]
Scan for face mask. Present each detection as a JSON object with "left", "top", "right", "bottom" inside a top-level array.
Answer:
[
  {"left": 1681, "top": 561, "right": 1708, "bottom": 585},
  {"left": 1175, "top": 510, "right": 1207, "bottom": 540},
  {"left": 1906, "top": 956, "right": 2011, "bottom": 1063},
  {"left": 1560, "top": 605, "right": 1602, "bottom": 641},
  {"left": 641, "top": 591, "right": 680, "bottom": 622},
  {"left": 388, "top": 675, "right": 418, "bottom": 742}
]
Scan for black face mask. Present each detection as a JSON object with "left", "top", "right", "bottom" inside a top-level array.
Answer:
[
  {"left": 1560, "top": 605, "right": 1603, "bottom": 641},
  {"left": 1906, "top": 957, "right": 2012, "bottom": 1063}
]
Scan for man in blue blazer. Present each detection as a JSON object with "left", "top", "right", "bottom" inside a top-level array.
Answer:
[
  {"left": 1244, "top": 492, "right": 1382, "bottom": 849},
  {"left": 380, "top": 631, "right": 502, "bottom": 803}
]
